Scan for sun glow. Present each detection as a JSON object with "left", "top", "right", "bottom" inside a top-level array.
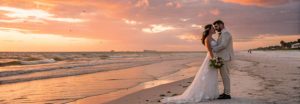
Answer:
[
  {"left": 0, "top": 0, "right": 298, "bottom": 51},
  {"left": 0, "top": 6, "right": 85, "bottom": 23},
  {"left": 0, "top": 28, "right": 103, "bottom": 52}
]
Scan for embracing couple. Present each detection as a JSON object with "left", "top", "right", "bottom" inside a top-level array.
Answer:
[{"left": 161, "top": 20, "right": 234, "bottom": 103}]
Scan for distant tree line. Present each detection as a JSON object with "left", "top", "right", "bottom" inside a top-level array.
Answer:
[{"left": 252, "top": 39, "right": 300, "bottom": 50}]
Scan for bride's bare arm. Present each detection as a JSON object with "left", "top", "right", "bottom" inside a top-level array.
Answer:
[{"left": 205, "top": 38, "right": 214, "bottom": 59}]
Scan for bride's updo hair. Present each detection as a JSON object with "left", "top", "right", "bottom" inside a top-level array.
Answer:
[{"left": 201, "top": 24, "right": 213, "bottom": 45}]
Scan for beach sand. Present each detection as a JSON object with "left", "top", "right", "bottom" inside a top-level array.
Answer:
[
  {"left": 69, "top": 51, "right": 300, "bottom": 104},
  {"left": 67, "top": 57, "right": 205, "bottom": 104}
]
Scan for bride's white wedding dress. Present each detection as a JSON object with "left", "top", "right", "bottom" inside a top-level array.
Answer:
[{"left": 161, "top": 40, "right": 219, "bottom": 103}]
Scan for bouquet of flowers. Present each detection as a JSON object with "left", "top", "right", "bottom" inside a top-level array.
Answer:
[{"left": 209, "top": 57, "right": 224, "bottom": 69}]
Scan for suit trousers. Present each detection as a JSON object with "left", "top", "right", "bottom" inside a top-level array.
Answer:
[{"left": 220, "top": 61, "right": 231, "bottom": 95}]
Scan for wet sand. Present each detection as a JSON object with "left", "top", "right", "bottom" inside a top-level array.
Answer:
[{"left": 68, "top": 57, "right": 205, "bottom": 104}]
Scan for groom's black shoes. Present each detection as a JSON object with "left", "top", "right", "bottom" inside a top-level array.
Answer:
[{"left": 217, "top": 93, "right": 231, "bottom": 99}]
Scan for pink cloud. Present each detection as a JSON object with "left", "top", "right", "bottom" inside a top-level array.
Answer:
[
  {"left": 135, "top": 0, "right": 149, "bottom": 8},
  {"left": 142, "top": 24, "right": 175, "bottom": 33},
  {"left": 166, "top": 1, "right": 182, "bottom": 8}
]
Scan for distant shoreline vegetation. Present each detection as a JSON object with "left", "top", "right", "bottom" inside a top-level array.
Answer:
[{"left": 252, "top": 39, "right": 300, "bottom": 51}]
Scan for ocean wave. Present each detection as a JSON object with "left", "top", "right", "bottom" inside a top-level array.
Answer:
[
  {"left": 0, "top": 52, "right": 203, "bottom": 85},
  {"left": 0, "top": 61, "right": 21, "bottom": 67},
  {"left": 0, "top": 60, "right": 158, "bottom": 84},
  {"left": 0, "top": 60, "right": 136, "bottom": 78},
  {"left": 20, "top": 59, "right": 56, "bottom": 65},
  {"left": 0, "top": 59, "right": 56, "bottom": 67}
]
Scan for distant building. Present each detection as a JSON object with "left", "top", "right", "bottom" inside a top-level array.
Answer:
[
  {"left": 291, "top": 43, "right": 300, "bottom": 49},
  {"left": 143, "top": 50, "right": 157, "bottom": 52}
]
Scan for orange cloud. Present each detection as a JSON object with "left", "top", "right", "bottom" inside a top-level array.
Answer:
[
  {"left": 0, "top": 0, "right": 298, "bottom": 52},
  {"left": 0, "top": 0, "right": 133, "bottom": 19},
  {"left": 191, "top": 24, "right": 203, "bottom": 29},
  {"left": 177, "top": 33, "right": 199, "bottom": 41},
  {"left": 0, "top": 1, "right": 137, "bottom": 40},
  {"left": 210, "top": 8, "right": 220, "bottom": 16},
  {"left": 221, "top": 0, "right": 290, "bottom": 7},
  {"left": 122, "top": 18, "right": 142, "bottom": 25}
]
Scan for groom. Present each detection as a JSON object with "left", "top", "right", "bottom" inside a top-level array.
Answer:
[{"left": 212, "top": 20, "right": 234, "bottom": 99}]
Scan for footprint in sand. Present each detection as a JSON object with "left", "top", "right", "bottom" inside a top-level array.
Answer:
[
  {"left": 291, "top": 79, "right": 297, "bottom": 81},
  {"left": 293, "top": 87, "right": 300, "bottom": 90},
  {"left": 160, "top": 94, "right": 166, "bottom": 97},
  {"left": 172, "top": 94, "right": 178, "bottom": 96},
  {"left": 264, "top": 65, "right": 276, "bottom": 68}
]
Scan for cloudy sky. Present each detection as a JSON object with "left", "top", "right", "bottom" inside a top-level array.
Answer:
[{"left": 0, "top": 0, "right": 299, "bottom": 52}]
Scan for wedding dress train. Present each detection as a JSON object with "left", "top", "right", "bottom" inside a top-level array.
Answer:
[{"left": 161, "top": 41, "right": 219, "bottom": 103}]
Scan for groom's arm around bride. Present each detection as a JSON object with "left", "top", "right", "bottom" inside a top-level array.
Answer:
[{"left": 213, "top": 31, "right": 232, "bottom": 54}]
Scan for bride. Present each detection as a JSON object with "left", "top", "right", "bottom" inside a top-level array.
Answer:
[{"left": 161, "top": 24, "right": 219, "bottom": 103}]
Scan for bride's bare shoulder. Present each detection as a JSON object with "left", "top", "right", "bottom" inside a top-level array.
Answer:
[{"left": 204, "top": 37, "right": 212, "bottom": 45}]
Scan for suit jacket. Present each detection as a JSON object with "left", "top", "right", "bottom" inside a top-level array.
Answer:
[{"left": 213, "top": 29, "right": 234, "bottom": 61}]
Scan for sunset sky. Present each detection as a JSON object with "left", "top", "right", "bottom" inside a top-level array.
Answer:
[{"left": 0, "top": 0, "right": 299, "bottom": 52}]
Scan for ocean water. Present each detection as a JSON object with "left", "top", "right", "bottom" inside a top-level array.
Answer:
[{"left": 0, "top": 52, "right": 204, "bottom": 104}]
